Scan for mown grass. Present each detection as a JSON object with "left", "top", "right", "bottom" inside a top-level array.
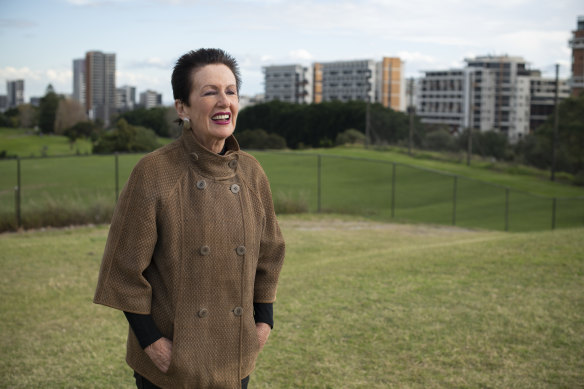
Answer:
[
  {"left": 1, "top": 131, "right": 583, "bottom": 232},
  {"left": 0, "top": 214, "right": 582, "bottom": 388},
  {"left": 0, "top": 128, "right": 93, "bottom": 157}
]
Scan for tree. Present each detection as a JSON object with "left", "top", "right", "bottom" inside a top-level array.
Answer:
[
  {"left": 236, "top": 129, "right": 286, "bottom": 149},
  {"left": 93, "top": 119, "right": 160, "bottom": 154},
  {"left": 54, "top": 99, "right": 87, "bottom": 134},
  {"left": 17, "top": 104, "right": 38, "bottom": 129},
  {"left": 38, "top": 84, "right": 61, "bottom": 133}
]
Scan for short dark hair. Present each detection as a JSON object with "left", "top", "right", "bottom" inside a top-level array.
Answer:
[{"left": 171, "top": 48, "right": 241, "bottom": 106}]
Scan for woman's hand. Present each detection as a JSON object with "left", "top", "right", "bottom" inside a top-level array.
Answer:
[
  {"left": 145, "top": 337, "right": 173, "bottom": 373},
  {"left": 255, "top": 322, "right": 271, "bottom": 350}
]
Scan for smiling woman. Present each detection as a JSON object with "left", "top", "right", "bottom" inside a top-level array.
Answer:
[{"left": 93, "top": 48, "right": 285, "bottom": 389}]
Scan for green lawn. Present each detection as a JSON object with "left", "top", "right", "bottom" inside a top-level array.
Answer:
[
  {"left": 0, "top": 128, "right": 93, "bottom": 157},
  {"left": 1, "top": 215, "right": 583, "bottom": 388},
  {"left": 1, "top": 129, "right": 583, "bottom": 232}
]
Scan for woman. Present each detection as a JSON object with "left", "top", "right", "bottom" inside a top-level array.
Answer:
[{"left": 94, "top": 48, "right": 285, "bottom": 388}]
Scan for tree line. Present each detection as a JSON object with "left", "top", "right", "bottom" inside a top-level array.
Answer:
[{"left": 1, "top": 85, "right": 582, "bottom": 185}]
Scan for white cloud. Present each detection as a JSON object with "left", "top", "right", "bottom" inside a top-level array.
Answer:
[{"left": 288, "top": 49, "right": 313, "bottom": 61}]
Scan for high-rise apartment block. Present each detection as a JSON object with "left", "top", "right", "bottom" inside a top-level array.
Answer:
[
  {"left": 417, "top": 55, "right": 538, "bottom": 142},
  {"left": 6, "top": 79, "right": 25, "bottom": 108},
  {"left": 529, "top": 71, "right": 570, "bottom": 131},
  {"left": 570, "top": 16, "right": 584, "bottom": 96},
  {"left": 116, "top": 85, "right": 136, "bottom": 111},
  {"left": 76, "top": 51, "right": 116, "bottom": 126},
  {"left": 263, "top": 57, "right": 405, "bottom": 111},
  {"left": 72, "top": 59, "right": 85, "bottom": 105},
  {"left": 264, "top": 65, "right": 312, "bottom": 104},
  {"left": 139, "top": 90, "right": 162, "bottom": 109}
]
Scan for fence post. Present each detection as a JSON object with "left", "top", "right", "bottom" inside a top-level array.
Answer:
[
  {"left": 391, "top": 163, "right": 396, "bottom": 218},
  {"left": 15, "top": 157, "right": 21, "bottom": 229},
  {"left": 505, "top": 188, "right": 510, "bottom": 232},
  {"left": 551, "top": 197, "right": 557, "bottom": 230},
  {"left": 115, "top": 152, "right": 119, "bottom": 202},
  {"left": 452, "top": 176, "right": 458, "bottom": 226},
  {"left": 317, "top": 154, "right": 322, "bottom": 213}
]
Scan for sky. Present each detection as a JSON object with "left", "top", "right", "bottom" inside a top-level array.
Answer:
[{"left": 0, "top": 0, "right": 582, "bottom": 105}]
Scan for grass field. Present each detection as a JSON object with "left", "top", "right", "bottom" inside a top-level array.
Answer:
[
  {"left": 1, "top": 214, "right": 583, "bottom": 388},
  {"left": 1, "top": 129, "right": 583, "bottom": 232}
]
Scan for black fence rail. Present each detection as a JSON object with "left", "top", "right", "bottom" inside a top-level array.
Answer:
[{"left": 1, "top": 152, "right": 583, "bottom": 232}]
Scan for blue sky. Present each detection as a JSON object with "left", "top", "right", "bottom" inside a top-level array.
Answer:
[{"left": 0, "top": 0, "right": 582, "bottom": 105}]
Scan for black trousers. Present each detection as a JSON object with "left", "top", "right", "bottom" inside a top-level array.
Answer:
[{"left": 134, "top": 371, "right": 250, "bottom": 389}]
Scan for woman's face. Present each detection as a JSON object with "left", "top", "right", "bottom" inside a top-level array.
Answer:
[{"left": 177, "top": 64, "right": 239, "bottom": 149}]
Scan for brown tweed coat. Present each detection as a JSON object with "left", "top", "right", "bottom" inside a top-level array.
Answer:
[{"left": 94, "top": 129, "right": 285, "bottom": 388}]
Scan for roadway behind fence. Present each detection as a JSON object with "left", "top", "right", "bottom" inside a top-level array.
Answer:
[{"left": 1, "top": 152, "right": 583, "bottom": 232}]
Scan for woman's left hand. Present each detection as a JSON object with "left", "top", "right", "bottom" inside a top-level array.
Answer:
[{"left": 255, "top": 322, "right": 271, "bottom": 350}]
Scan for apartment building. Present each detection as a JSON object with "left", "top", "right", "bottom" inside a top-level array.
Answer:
[
  {"left": 139, "top": 89, "right": 162, "bottom": 109},
  {"left": 529, "top": 71, "right": 570, "bottom": 131},
  {"left": 417, "top": 55, "right": 533, "bottom": 142},
  {"left": 116, "top": 85, "right": 136, "bottom": 111},
  {"left": 6, "top": 79, "right": 25, "bottom": 108},
  {"left": 417, "top": 68, "right": 496, "bottom": 132},
  {"left": 263, "top": 65, "right": 312, "bottom": 104},
  {"left": 72, "top": 59, "right": 85, "bottom": 105},
  {"left": 465, "top": 55, "right": 531, "bottom": 142},
  {"left": 315, "top": 59, "right": 376, "bottom": 103},
  {"left": 85, "top": 51, "right": 116, "bottom": 126},
  {"left": 570, "top": 16, "right": 584, "bottom": 96},
  {"left": 264, "top": 57, "right": 405, "bottom": 111}
]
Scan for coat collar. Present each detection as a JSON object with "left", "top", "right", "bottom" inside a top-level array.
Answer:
[{"left": 180, "top": 127, "right": 240, "bottom": 179}]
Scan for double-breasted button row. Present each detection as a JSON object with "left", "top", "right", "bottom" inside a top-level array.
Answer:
[
  {"left": 196, "top": 307, "right": 243, "bottom": 318},
  {"left": 196, "top": 180, "right": 207, "bottom": 190},
  {"left": 198, "top": 245, "right": 245, "bottom": 256},
  {"left": 228, "top": 159, "right": 238, "bottom": 169},
  {"left": 230, "top": 184, "right": 240, "bottom": 194}
]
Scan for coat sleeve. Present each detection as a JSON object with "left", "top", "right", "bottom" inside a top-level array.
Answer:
[
  {"left": 93, "top": 158, "right": 158, "bottom": 314},
  {"left": 253, "top": 171, "right": 285, "bottom": 303}
]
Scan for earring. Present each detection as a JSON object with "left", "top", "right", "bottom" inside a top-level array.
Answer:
[{"left": 183, "top": 118, "right": 191, "bottom": 130}]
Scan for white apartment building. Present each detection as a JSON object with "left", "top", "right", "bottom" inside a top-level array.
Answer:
[
  {"left": 316, "top": 59, "right": 376, "bottom": 103},
  {"left": 139, "top": 90, "right": 162, "bottom": 109},
  {"left": 116, "top": 85, "right": 136, "bottom": 111},
  {"left": 417, "top": 55, "right": 534, "bottom": 142},
  {"left": 263, "top": 65, "right": 312, "bottom": 104},
  {"left": 466, "top": 55, "right": 531, "bottom": 142}
]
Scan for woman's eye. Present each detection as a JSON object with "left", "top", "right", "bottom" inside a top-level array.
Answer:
[
  {"left": 203, "top": 91, "right": 216, "bottom": 96},
  {"left": 226, "top": 90, "right": 236, "bottom": 95}
]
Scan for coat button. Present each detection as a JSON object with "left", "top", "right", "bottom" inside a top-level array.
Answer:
[
  {"left": 196, "top": 180, "right": 207, "bottom": 190},
  {"left": 200, "top": 245, "right": 210, "bottom": 256},
  {"left": 236, "top": 245, "right": 246, "bottom": 256},
  {"left": 233, "top": 307, "right": 243, "bottom": 316},
  {"left": 230, "top": 184, "right": 240, "bottom": 194},
  {"left": 197, "top": 308, "right": 209, "bottom": 318},
  {"left": 228, "top": 159, "right": 238, "bottom": 169}
]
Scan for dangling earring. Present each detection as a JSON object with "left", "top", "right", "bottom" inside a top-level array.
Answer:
[{"left": 183, "top": 118, "right": 191, "bottom": 130}]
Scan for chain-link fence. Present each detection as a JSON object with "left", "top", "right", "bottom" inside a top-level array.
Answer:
[{"left": 1, "top": 152, "right": 583, "bottom": 232}]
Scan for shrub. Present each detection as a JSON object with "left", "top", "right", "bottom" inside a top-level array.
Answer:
[
  {"left": 273, "top": 191, "right": 309, "bottom": 214},
  {"left": 336, "top": 129, "right": 366, "bottom": 146},
  {"left": 236, "top": 129, "right": 287, "bottom": 150}
]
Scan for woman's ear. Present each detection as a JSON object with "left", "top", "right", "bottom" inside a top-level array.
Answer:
[{"left": 174, "top": 99, "right": 186, "bottom": 118}]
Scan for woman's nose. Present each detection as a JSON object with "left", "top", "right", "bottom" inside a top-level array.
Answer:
[{"left": 217, "top": 92, "right": 230, "bottom": 107}]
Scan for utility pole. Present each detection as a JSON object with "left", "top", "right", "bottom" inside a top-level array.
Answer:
[
  {"left": 466, "top": 72, "right": 474, "bottom": 166},
  {"left": 551, "top": 64, "right": 560, "bottom": 181},
  {"left": 365, "top": 99, "right": 371, "bottom": 148},
  {"left": 408, "top": 77, "right": 415, "bottom": 156}
]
